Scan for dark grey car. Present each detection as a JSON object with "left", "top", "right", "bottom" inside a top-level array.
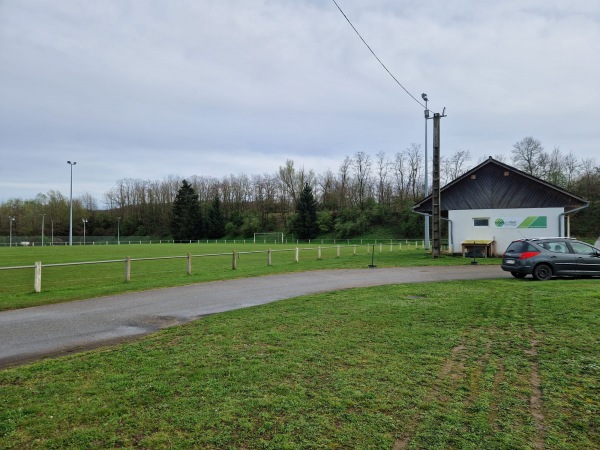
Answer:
[{"left": 501, "top": 238, "right": 600, "bottom": 280}]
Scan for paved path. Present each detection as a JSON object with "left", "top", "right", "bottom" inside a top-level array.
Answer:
[{"left": 0, "top": 265, "right": 509, "bottom": 368}]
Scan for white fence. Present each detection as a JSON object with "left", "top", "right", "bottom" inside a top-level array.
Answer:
[{"left": 0, "top": 242, "right": 442, "bottom": 294}]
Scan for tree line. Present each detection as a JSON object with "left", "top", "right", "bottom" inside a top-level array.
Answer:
[{"left": 1, "top": 138, "right": 599, "bottom": 242}]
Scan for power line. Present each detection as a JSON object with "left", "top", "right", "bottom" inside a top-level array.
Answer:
[{"left": 331, "top": 0, "right": 425, "bottom": 109}]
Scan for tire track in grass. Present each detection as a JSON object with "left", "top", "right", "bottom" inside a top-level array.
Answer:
[
  {"left": 392, "top": 326, "right": 522, "bottom": 449},
  {"left": 392, "top": 335, "right": 469, "bottom": 449},
  {"left": 525, "top": 332, "right": 545, "bottom": 449}
]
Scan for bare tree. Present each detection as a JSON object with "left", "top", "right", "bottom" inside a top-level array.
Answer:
[
  {"left": 562, "top": 151, "right": 581, "bottom": 189},
  {"left": 442, "top": 149, "right": 472, "bottom": 185},
  {"left": 393, "top": 150, "right": 408, "bottom": 200},
  {"left": 405, "top": 143, "right": 423, "bottom": 199},
  {"left": 375, "top": 151, "right": 392, "bottom": 206},
  {"left": 277, "top": 159, "right": 300, "bottom": 206},
  {"left": 352, "top": 151, "right": 373, "bottom": 207},
  {"left": 511, "top": 136, "right": 545, "bottom": 177},
  {"left": 337, "top": 156, "right": 352, "bottom": 208}
]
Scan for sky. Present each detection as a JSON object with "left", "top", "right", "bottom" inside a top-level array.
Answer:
[{"left": 1, "top": 0, "right": 599, "bottom": 205}]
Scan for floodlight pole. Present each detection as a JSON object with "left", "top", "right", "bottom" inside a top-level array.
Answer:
[
  {"left": 82, "top": 218, "right": 88, "bottom": 245},
  {"left": 9, "top": 216, "right": 15, "bottom": 247},
  {"left": 67, "top": 161, "right": 76, "bottom": 246},
  {"left": 41, "top": 214, "right": 45, "bottom": 246},
  {"left": 424, "top": 101, "right": 431, "bottom": 251}
]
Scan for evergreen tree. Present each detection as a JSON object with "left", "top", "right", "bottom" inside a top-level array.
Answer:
[
  {"left": 206, "top": 195, "right": 225, "bottom": 239},
  {"left": 292, "top": 183, "right": 319, "bottom": 239},
  {"left": 171, "top": 180, "right": 202, "bottom": 241}
]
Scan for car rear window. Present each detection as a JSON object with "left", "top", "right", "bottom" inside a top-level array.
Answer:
[{"left": 505, "top": 241, "right": 538, "bottom": 253}]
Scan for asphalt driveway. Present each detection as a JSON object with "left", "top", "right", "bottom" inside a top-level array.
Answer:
[{"left": 0, "top": 265, "right": 509, "bottom": 368}]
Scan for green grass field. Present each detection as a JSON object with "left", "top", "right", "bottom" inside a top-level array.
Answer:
[
  {"left": 0, "top": 243, "right": 497, "bottom": 311},
  {"left": 1, "top": 279, "right": 598, "bottom": 449}
]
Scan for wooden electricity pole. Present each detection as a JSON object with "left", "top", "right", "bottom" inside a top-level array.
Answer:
[{"left": 431, "top": 112, "right": 442, "bottom": 258}]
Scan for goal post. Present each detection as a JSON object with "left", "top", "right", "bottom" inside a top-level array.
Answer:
[{"left": 253, "top": 232, "right": 284, "bottom": 244}]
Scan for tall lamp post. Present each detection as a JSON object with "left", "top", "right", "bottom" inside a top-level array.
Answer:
[
  {"left": 117, "top": 216, "right": 121, "bottom": 245},
  {"left": 82, "top": 218, "right": 88, "bottom": 245},
  {"left": 67, "top": 161, "right": 76, "bottom": 246},
  {"left": 41, "top": 213, "right": 46, "bottom": 246},
  {"left": 51, "top": 220, "right": 55, "bottom": 246},
  {"left": 422, "top": 93, "right": 431, "bottom": 250},
  {"left": 9, "top": 216, "right": 15, "bottom": 247}
]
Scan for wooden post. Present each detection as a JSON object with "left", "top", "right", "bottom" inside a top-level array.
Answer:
[
  {"left": 125, "top": 256, "right": 131, "bottom": 282},
  {"left": 337, "top": 245, "right": 340, "bottom": 258},
  {"left": 268, "top": 249, "right": 272, "bottom": 266},
  {"left": 232, "top": 250, "right": 237, "bottom": 270},
  {"left": 295, "top": 247, "right": 299, "bottom": 263},
  {"left": 353, "top": 244, "right": 357, "bottom": 255},
  {"left": 187, "top": 253, "right": 192, "bottom": 275},
  {"left": 432, "top": 112, "right": 442, "bottom": 258},
  {"left": 34, "top": 261, "right": 42, "bottom": 293},
  {"left": 318, "top": 246, "right": 322, "bottom": 260},
  {"left": 379, "top": 243, "right": 383, "bottom": 253}
]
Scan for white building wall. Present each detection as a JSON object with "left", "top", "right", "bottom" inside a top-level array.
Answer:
[{"left": 448, "top": 207, "right": 564, "bottom": 256}]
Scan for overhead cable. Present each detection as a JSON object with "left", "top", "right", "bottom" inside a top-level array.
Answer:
[{"left": 331, "top": 0, "right": 425, "bottom": 109}]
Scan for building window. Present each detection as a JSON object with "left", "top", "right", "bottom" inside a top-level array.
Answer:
[{"left": 474, "top": 218, "right": 489, "bottom": 227}]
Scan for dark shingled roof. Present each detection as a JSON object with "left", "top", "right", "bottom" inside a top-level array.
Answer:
[{"left": 413, "top": 157, "right": 588, "bottom": 214}]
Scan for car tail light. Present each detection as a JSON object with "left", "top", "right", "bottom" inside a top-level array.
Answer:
[{"left": 519, "top": 251, "right": 541, "bottom": 260}]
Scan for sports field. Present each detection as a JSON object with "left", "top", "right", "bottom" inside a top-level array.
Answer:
[{"left": 0, "top": 245, "right": 597, "bottom": 449}]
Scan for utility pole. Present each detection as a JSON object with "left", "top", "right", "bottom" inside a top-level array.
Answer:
[{"left": 431, "top": 109, "right": 446, "bottom": 258}]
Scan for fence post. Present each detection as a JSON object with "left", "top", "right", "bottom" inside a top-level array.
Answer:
[
  {"left": 379, "top": 243, "right": 383, "bottom": 253},
  {"left": 34, "top": 261, "right": 42, "bottom": 293},
  {"left": 232, "top": 250, "right": 237, "bottom": 270},
  {"left": 268, "top": 249, "right": 272, "bottom": 266},
  {"left": 187, "top": 253, "right": 192, "bottom": 275},
  {"left": 295, "top": 247, "right": 299, "bottom": 263},
  {"left": 337, "top": 245, "right": 340, "bottom": 258},
  {"left": 390, "top": 242, "right": 393, "bottom": 252},
  {"left": 318, "top": 246, "right": 322, "bottom": 260},
  {"left": 125, "top": 256, "right": 131, "bottom": 282},
  {"left": 353, "top": 244, "right": 357, "bottom": 255}
]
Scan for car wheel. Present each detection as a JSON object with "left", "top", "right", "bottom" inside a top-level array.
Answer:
[
  {"left": 533, "top": 263, "right": 552, "bottom": 281},
  {"left": 511, "top": 272, "right": 527, "bottom": 279}
]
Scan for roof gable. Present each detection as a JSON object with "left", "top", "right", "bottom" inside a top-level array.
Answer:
[{"left": 414, "top": 157, "right": 588, "bottom": 213}]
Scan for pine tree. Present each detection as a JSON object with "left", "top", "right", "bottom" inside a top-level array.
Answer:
[
  {"left": 171, "top": 180, "right": 202, "bottom": 241},
  {"left": 206, "top": 195, "right": 225, "bottom": 239},
  {"left": 292, "top": 183, "right": 318, "bottom": 239}
]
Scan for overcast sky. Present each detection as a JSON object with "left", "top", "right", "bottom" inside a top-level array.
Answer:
[{"left": 1, "top": 0, "right": 599, "bottom": 205}]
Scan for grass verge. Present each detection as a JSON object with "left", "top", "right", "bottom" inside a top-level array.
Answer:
[{"left": 1, "top": 278, "right": 598, "bottom": 449}]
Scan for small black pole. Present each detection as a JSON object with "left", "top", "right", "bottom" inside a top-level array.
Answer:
[
  {"left": 369, "top": 244, "right": 376, "bottom": 268},
  {"left": 471, "top": 240, "right": 478, "bottom": 265}
]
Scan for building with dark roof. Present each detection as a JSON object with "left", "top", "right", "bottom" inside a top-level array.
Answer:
[{"left": 413, "top": 157, "right": 589, "bottom": 256}]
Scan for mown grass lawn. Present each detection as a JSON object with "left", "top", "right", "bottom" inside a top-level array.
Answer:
[
  {"left": 1, "top": 278, "right": 598, "bottom": 449},
  {"left": 0, "top": 243, "right": 498, "bottom": 311}
]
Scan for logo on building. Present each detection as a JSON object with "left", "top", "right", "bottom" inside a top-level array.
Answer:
[{"left": 493, "top": 216, "right": 547, "bottom": 229}]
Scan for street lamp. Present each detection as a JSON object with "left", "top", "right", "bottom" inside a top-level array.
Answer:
[
  {"left": 41, "top": 214, "right": 46, "bottom": 246},
  {"left": 67, "top": 161, "right": 76, "bottom": 246},
  {"left": 117, "top": 216, "right": 121, "bottom": 245},
  {"left": 82, "top": 218, "right": 88, "bottom": 245},
  {"left": 9, "top": 216, "right": 15, "bottom": 247},
  {"left": 422, "top": 93, "right": 431, "bottom": 250},
  {"left": 51, "top": 220, "right": 55, "bottom": 246}
]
